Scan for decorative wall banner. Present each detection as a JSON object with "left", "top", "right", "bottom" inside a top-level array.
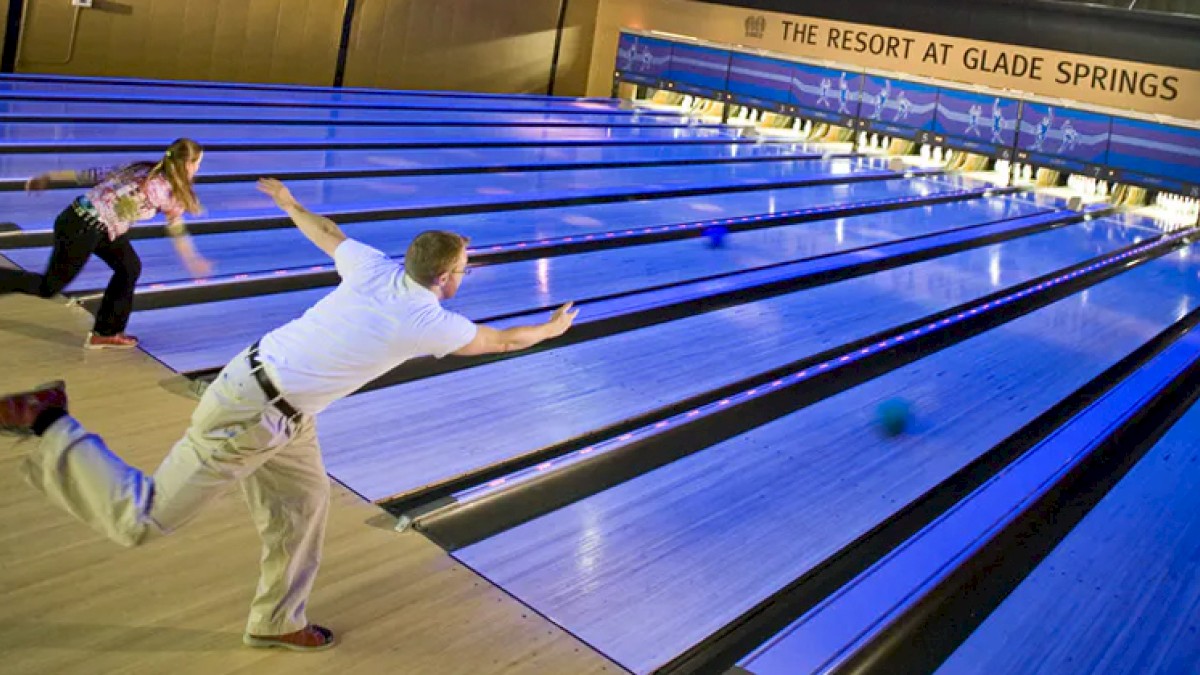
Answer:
[
  {"left": 1106, "top": 118, "right": 1200, "bottom": 193},
  {"left": 721, "top": 51, "right": 861, "bottom": 123},
  {"left": 666, "top": 43, "right": 731, "bottom": 96},
  {"left": 859, "top": 75, "right": 938, "bottom": 135},
  {"left": 590, "top": 0, "right": 1200, "bottom": 119},
  {"left": 1016, "top": 103, "right": 1111, "bottom": 172},
  {"left": 935, "top": 89, "right": 1021, "bottom": 149},
  {"left": 615, "top": 33, "right": 672, "bottom": 85},
  {"left": 726, "top": 52, "right": 790, "bottom": 106},
  {"left": 612, "top": 29, "right": 1199, "bottom": 195},
  {"left": 790, "top": 62, "right": 862, "bottom": 124}
]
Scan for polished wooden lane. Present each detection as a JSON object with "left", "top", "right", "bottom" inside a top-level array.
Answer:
[
  {"left": 127, "top": 188, "right": 1030, "bottom": 375},
  {"left": 0, "top": 77, "right": 625, "bottom": 111},
  {"left": 0, "top": 155, "right": 867, "bottom": 233},
  {"left": 0, "top": 101, "right": 689, "bottom": 127},
  {"left": 0, "top": 141, "right": 802, "bottom": 183},
  {"left": 0, "top": 121, "right": 740, "bottom": 157},
  {"left": 7, "top": 170, "right": 929, "bottom": 295},
  {"left": 313, "top": 210, "right": 1149, "bottom": 503},
  {"left": 454, "top": 239, "right": 1200, "bottom": 673}
]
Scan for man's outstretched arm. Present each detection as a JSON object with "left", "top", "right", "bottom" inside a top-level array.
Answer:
[
  {"left": 257, "top": 178, "right": 347, "bottom": 257},
  {"left": 453, "top": 302, "right": 579, "bottom": 356}
]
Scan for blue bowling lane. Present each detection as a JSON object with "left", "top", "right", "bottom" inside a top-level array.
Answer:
[
  {"left": 0, "top": 141, "right": 810, "bottom": 182},
  {"left": 123, "top": 178, "right": 1006, "bottom": 374},
  {"left": 453, "top": 227, "right": 1200, "bottom": 673},
  {"left": 0, "top": 156, "right": 888, "bottom": 232},
  {"left": 0, "top": 120, "right": 739, "bottom": 150},
  {"left": 0, "top": 78, "right": 625, "bottom": 112},
  {"left": 935, "top": 402, "right": 1200, "bottom": 675},
  {"left": 15, "top": 173, "right": 957, "bottom": 293},
  {"left": 309, "top": 202, "right": 1140, "bottom": 505},
  {"left": 0, "top": 73, "right": 613, "bottom": 103},
  {"left": 0, "top": 100, "right": 684, "bottom": 127}
]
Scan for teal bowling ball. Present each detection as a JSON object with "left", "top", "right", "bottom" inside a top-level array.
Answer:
[{"left": 876, "top": 398, "right": 912, "bottom": 436}]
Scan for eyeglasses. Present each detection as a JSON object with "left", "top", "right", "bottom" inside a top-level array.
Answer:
[{"left": 450, "top": 267, "right": 474, "bottom": 276}]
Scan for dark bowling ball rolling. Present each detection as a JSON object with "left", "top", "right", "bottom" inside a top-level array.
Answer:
[
  {"left": 876, "top": 398, "right": 912, "bottom": 436},
  {"left": 703, "top": 225, "right": 729, "bottom": 248}
]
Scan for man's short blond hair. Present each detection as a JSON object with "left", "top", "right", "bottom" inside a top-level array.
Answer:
[{"left": 405, "top": 231, "right": 469, "bottom": 286}]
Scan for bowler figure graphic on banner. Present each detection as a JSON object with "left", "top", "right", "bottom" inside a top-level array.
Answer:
[
  {"left": 1033, "top": 108, "right": 1055, "bottom": 151},
  {"left": 966, "top": 104, "right": 982, "bottom": 136},
  {"left": 991, "top": 98, "right": 1006, "bottom": 143},
  {"left": 817, "top": 77, "right": 832, "bottom": 107},
  {"left": 894, "top": 91, "right": 912, "bottom": 122},
  {"left": 872, "top": 80, "right": 891, "bottom": 120},
  {"left": 1058, "top": 120, "right": 1078, "bottom": 153}
]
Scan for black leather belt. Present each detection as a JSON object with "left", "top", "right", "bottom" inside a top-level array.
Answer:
[{"left": 247, "top": 341, "right": 302, "bottom": 421}]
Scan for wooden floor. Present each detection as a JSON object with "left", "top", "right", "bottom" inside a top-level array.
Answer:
[{"left": 0, "top": 289, "right": 620, "bottom": 675}]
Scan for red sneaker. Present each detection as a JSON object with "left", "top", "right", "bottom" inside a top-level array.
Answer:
[
  {"left": 85, "top": 332, "right": 139, "bottom": 350},
  {"left": 0, "top": 381, "right": 67, "bottom": 436},
  {"left": 243, "top": 624, "right": 336, "bottom": 652}
]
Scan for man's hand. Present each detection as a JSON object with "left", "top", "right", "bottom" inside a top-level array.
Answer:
[
  {"left": 257, "top": 178, "right": 299, "bottom": 211},
  {"left": 546, "top": 302, "right": 579, "bottom": 338}
]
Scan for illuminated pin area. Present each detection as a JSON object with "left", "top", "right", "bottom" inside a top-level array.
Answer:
[{"left": 1150, "top": 190, "right": 1200, "bottom": 230}]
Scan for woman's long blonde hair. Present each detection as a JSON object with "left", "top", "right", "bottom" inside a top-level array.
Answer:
[{"left": 151, "top": 138, "right": 203, "bottom": 215}]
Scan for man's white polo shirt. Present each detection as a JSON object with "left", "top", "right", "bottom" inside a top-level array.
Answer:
[{"left": 257, "top": 238, "right": 477, "bottom": 415}]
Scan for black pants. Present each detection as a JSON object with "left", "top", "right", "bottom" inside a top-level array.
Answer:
[{"left": 0, "top": 207, "right": 141, "bottom": 335}]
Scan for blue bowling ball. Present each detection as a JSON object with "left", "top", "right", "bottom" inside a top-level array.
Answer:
[{"left": 703, "top": 225, "right": 729, "bottom": 248}]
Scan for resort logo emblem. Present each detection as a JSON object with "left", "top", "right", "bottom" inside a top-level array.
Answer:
[{"left": 744, "top": 15, "right": 767, "bottom": 39}]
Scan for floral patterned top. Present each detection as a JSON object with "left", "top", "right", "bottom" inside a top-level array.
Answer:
[{"left": 75, "top": 164, "right": 185, "bottom": 240}]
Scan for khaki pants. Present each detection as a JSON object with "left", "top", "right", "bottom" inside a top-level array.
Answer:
[{"left": 20, "top": 349, "right": 330, "bottom": 635}]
